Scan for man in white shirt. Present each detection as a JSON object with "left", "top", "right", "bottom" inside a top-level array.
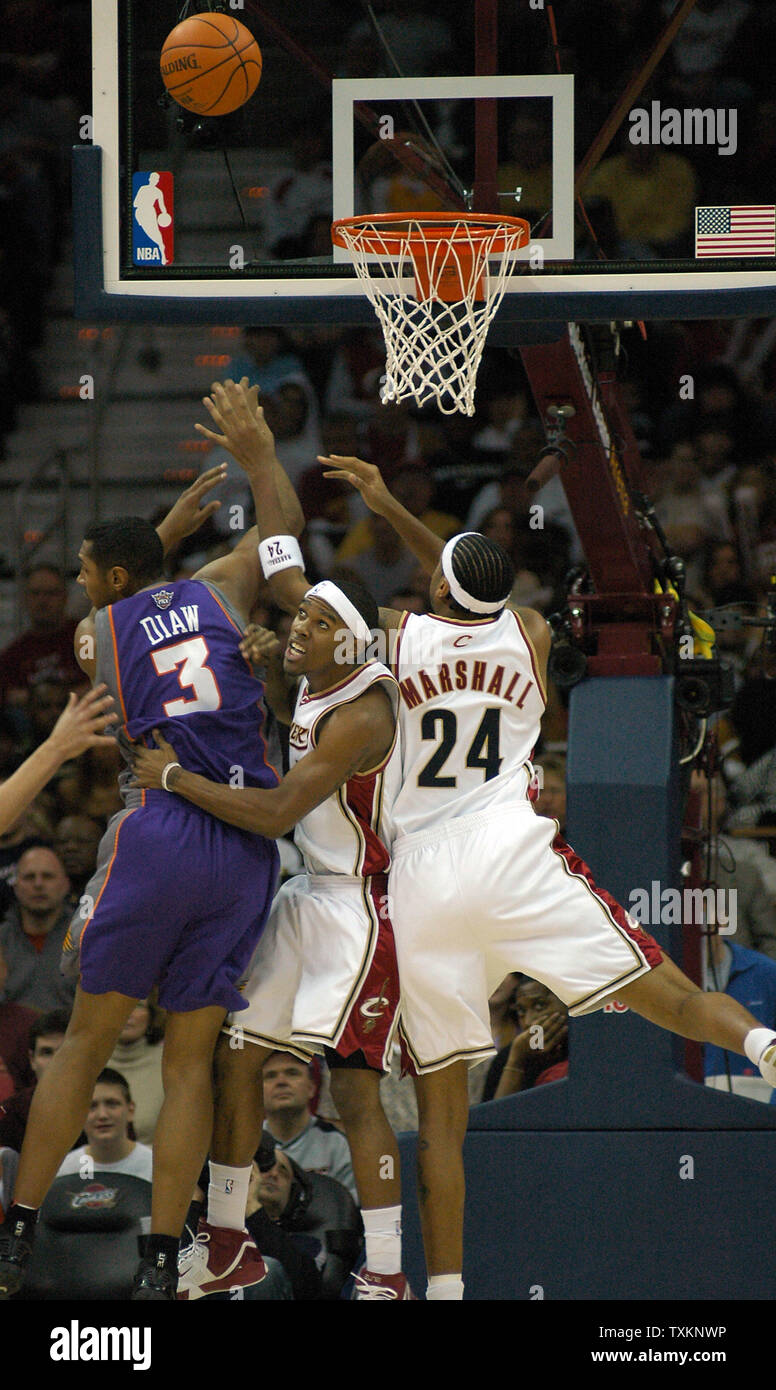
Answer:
[{"left": 57, "top": 1068, "right": 152, "bottom": 1182}]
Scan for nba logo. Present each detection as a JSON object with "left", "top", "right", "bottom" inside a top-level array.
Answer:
[{"left": 132, "top": 172, "right": 174, "bottom": 266}]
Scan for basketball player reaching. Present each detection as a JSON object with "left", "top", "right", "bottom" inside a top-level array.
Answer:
[
  {"left": 129, "top": 381, "right": 412, "bottom": 1301},
  {"left": 0, "top": 426, "right": 303, "bottom": 1301},
  {"left": 315, "top": 451, "right": 776, "bottom": 1299}
]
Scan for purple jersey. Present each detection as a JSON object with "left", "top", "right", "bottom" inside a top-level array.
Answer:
[{"left": 96, "top": 578, "right": 278, "bottom": 792}]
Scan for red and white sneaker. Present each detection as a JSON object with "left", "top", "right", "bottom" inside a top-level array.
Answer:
[
  {"left": 177, "top": 1220, "right": 267, "bottom": 1301},
  {"left": 352, "top": 1268, "right": 416, "bottom": 1300}
]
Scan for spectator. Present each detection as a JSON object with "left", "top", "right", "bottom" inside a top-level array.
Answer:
[
  {"left": 653, "top": 440, "right": 723, "bottom": 561},
  {"left": 0, "top": 1007, "right": 70, "bottom": 1151},
  {"left": 726, "top": 748, "right": 776, "bottom": 830},
  {"left": 335, "top": 512, "right": 417, "bottom": 606},
  {"left": 258, "top": 125, "right": 332, "bottom": 260},
  {"left": 251, "top": 1146, "right": 361, "bottom": 1300},
  {"left": 534, "top": 753, "right": 567, "bottom": 832},
  {"left": 705, "top": 931, "right": 776, "bottom": 1103},
  {"left": 25, "top": 678, "right": 71, "bottom": 750},
  {"left": 24, "top": 1068, "right": 152, "bottom": 1301},
  {"left": 262, "top": 1052, "right": 357, "bottom": 1202},
  {"left": 584, "top": 141, "right": 699, "bottom": 257},
  {"left": 0, "top": 565, "right": 82, "bottom": 711},
  {"left": 106, "top": 998, "right": 165, "bottom": 1145},
  {"left": 0, "top": 846, "right": 74, "bottom": 1010},
  {"left": 336, "top": 466, "right": 458, "bottom": 564},
  {"left": 53, "top": 813, "right": 103, "bottom": 904},
  {"left": 0, "top": 994, "right": 36, "bottom": 1095},
  {"left": 265, "top": 378, "right": 323, "bottom": 487},
  {"left": 323, "top": 332, "right": 387, "bottom": 421},
  {"left": 56, "top": 1068, "right": 152, "bottom": 1180},
  {"left": 228, "top": 327, "right": 307, "bottom": 397},
  {"left": 692, "top": 771, "right": 776, "bottom": 959},
  {"left": 0, "top": 791, "right": 52, "bottom": 915},
  {"left": 481, "top": 978, "right": 569, "bottom": 1102},
  {"left": 241, "top": 1147, "right": 323, "bottom": 1300},
  {"left": 488, "top": 973, "right": 522, "bottom": 1052},
  {"left": 497, "top": 108, "right": 553, "bottom": 222},
  {"left": 345, "top": 0, "right": 455, "bottom": 77}
]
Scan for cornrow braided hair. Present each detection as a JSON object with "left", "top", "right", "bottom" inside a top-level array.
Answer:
[{"left": 448, "top": 533, "right": 515, "bottom": 616}]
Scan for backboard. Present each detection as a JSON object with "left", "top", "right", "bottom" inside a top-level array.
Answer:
[{"left": 78, "top": 0, "right": 776, "bottom": 324}]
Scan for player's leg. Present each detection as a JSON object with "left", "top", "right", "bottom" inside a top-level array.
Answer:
[
  {"left": 133, "top": 1003, "right": 228, "bottom": 1300},
  {"left": 212, "top": 1031, "right": 272, "bottom": 1169},
  {"left": 0, "top": 984, "right": 137, "bottom": 1297},
  {"left": 328, "top": 1058, "right": 411, "bottom": 1298},
  {"left": 173, "top": 1034, "right": 275, "bottom": 1303},
  {"left": 617, "top": 951, "right": 776, "bottom": 1070},
  {"left": 412, "top": 1060, "right": 469, "bottom": 1300},
  {"left": 330, "top": 1062, "right": 401, "bottom": 1208}
]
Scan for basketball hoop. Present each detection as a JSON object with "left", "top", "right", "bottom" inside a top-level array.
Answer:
[{"left": 331, "top": 212, "right": 531, "bottom": 416}]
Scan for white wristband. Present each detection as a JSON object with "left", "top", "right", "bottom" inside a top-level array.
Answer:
[
  {"left": 259, "top": 535, "right": 304, "bottom": 578},
  {"left": 161, "top": 761, "right": 182, "bottom": 792}
]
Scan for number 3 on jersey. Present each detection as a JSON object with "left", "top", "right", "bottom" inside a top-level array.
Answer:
[
  {"left": 417, "top": 706, "right": 502, "bottom": 788},
  {"left": 151, "top": 637, "right": 222, "bottom": 716}
]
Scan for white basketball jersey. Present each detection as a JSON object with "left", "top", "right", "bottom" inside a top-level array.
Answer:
[
  {"left": 288, "top": 661, "right": 401, "bottom": 876},
  {"left": 390, "top": 609, "right": 546, "bottom": 836}
]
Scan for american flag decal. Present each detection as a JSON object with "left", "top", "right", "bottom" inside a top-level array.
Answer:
[{"left": 695, "top": 205, "right": 776, "bottom": 258}]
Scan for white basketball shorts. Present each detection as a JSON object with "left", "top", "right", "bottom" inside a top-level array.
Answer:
[
  {"left": 225, "top": 871, "right": 401, "bottom": 1072},
  {"left": 389, "top": 802, "right": 663, "bottom": 1074}
]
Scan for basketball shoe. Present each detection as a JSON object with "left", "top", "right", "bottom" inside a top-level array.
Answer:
[
  {"left": 131, "top": 1258, "right": 178, "bottom": 1301},
  {"left": 757, "top": 1040, "right": 776, "bottom": 1086},
  {"left": 177, "top": 1219, "right": 267, "bottom": 1300},
  {"left": 352, "top": 1267, "right": 416, "bottom": 1300},
  {"left": 0, "top": 1208, "right": 36, "bottom": 1298}
]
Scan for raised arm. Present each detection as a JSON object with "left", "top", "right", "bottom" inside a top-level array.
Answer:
[
  {"left": 194, "top": 378, "right": 308, "bottom": 616},
  {"left": 320, "top": 453, "right": 443, "bottom": 575},
  {"left": 0, "top": 686, "right": 115, "bottom": 834},
  {"left": 130, "top": 686, "right": 395, "bottom": 837}
]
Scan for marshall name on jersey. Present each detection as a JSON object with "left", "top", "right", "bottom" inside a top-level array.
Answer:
[
  {"left": 289, "top": 661, "right": 401, "bottom": 877},
  {"left": 391, "top": 608, "right": 546, "bottom": 836}
]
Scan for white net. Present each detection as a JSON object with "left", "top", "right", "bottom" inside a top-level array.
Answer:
[{"left": 332, "top": 215, "right": 529, "bottom": 416}]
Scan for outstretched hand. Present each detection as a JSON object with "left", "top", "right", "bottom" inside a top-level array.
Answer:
[
  {"left": 195, "top": 377, "right": 276, "bottom": 474},
  {"left": 319, "top": 454, "right": 394, "bottom": 516},
  {"left": 158, "top": 463, "right": 228, "bottom": 550},
  {"left": 129, "top": 729, "right": 180, "bottom": 790},
  {"left": 47, "top": 686, "right": 117, "bottom": 760}
]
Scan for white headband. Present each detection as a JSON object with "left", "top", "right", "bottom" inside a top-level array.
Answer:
[
  {"left": 441, "top": 534, "right": 508, "bottom": 615},
  {"left": 304, "top": 581, "right": 373, "bottom": 646}
]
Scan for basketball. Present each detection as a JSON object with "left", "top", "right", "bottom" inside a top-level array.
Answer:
[{"left": 160, "top": 12, "right": 262, "bottom": 117}]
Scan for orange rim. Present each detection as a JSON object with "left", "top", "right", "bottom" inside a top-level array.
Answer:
[{"left": 331, "top": 211, "right": 531, "bottom": 256}]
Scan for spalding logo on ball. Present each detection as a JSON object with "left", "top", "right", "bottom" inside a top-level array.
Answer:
[{"left": 160, "top": 12, "right": 262, "bottom": 117}]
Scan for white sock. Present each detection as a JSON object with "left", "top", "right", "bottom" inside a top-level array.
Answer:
[
  {"left": 207, "top": 1162, "right": 251, "bottom": 1232},
  {"left": 427, "top": 1274, "right": 464, "bottom": 1301},
  {"left": 362, "top": 1204, "right": 402, "bottom": 1275},
  {"left": 744, "top": 1027, "right": 776, "bottom": 1067}
]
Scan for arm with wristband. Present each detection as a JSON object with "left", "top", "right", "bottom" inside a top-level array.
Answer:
[{"left": 194, "top": 378, "right": 308, "bottom": 615}]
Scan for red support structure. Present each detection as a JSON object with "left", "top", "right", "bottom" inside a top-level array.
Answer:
[{"left": 519, "top": 325, "right": 672, "bottom": 676}]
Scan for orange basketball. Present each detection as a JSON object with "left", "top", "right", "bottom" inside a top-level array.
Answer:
[{"left": 160, "top": 12, "right": 262, "bottom": 117}]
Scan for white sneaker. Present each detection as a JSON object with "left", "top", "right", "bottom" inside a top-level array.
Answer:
[
  {"left": 177, "top": 1219, "right": 266, "bottom": 1301},
  {"left": 757, "top": 1040, "right": 776, "bottom": 1086}
]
